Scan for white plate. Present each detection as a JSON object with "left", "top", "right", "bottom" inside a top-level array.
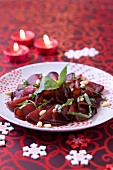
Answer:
[{"left": 0, "top": 62, "right": 113, "bottom": 132}]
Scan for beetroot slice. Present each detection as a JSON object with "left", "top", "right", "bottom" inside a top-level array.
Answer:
[
  {"left": 39, "top": 105, "right": 69, "bottom": 126},
  {"left": 6, "top": 96, "right": 29, "bottom": 112},
  {"left": 14, "top": 103, "right": 36, "bottom": 120},
  {"left": 13, "top": 85, "right": 36, "bottom": 99},
  {"left": 27, "top": 74, "right": 42, "bottom": 85},
  {"left": 86, "top": 82, "right": 104, "bottom": 93},
  {"left": 48, "top": 72, "right": 59, "bottom": 81},
  {"left": 26, "top": 109, "right": 41, "bottom": 124}
]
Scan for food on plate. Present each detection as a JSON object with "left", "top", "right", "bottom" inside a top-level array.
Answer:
[{"left": 6, "top": 65, "right": 106, "bottom": 127}]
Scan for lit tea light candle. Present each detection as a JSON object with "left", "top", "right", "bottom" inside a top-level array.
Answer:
[
  {"left": 43, "top": 34, "right": 52, "bottom": 48},
  {"left": 3, "top": 42, "right": 29, "bottom": 62},
  {"left": 11, "top": 29, "right": 35, "bottom": 46},
  {"left": 20, "top": 29, "right": 26, "bottom": 40},
  {"left": 13, "top": 42, "right": 19, "bottom": 52},
  {"left": 34, "top": 34, "right": 58, "bottom": 55}
]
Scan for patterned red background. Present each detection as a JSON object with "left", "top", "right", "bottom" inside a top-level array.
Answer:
[{"left": 0, "top": 0, "right": 113, "bottom": 169}]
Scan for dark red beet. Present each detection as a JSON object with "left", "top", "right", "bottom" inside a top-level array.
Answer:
[
  {"left": 27, "top": 74, "right": 42, "bottom": 85},
  {"left": 78, "top": 101, "right": 89, "bottom": 114},
  {"left": 13, "top": 85, "right": 36, "bottom": 99},
  {"left": 86, "top": 82, "right": 104, "bottom": 93},
  {"left": 75, "top": 79, "right": 81, "bottom": 88},
  {"left": 73, "top": 88, "right": 81, "bottom": 100},
  {"left": 48, "top": 72, "right": 59, "bottom": 81},
  {"left": 35, "top": 90, "right": 55, "bottom": 106},
  {"left": 39, "top": 105, "right": 69, "bottom": 126},
  {"left": 65, "top": 73, "right": 75, "bottom": 82},
  {"left": 55, "top": 88, "right": 66, "bottom": 104},
  {"left": 60, "top": 105, "right": 73, "bottom": 121},
  {"left": 14, "top": 103, "right": 36, "bottom": 120},
  {"left": 6, "top": 96, "right": 29, "bottom": 112},
  {"left": 26, "top": 108, "right": 42, "bottom": 124},
  {"left": 26, "top": 101, "right": 54, "bottom": 124}
]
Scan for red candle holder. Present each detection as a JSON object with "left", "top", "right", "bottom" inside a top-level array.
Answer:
[
  {"left": 11, "top": 30, "right": 35, "bottom": 46},
  {"left": 34, "top": 35, "right": 58, "bottom": 55},
  {"left": 3, "top": 44, "right": 29, "bottom": 62}
]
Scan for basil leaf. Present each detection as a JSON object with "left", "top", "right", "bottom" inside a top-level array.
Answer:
[
  {"left": 53, "top": 98, "right": 74, "bottom": 113},
  {"left": 34, "top": 76, "right": 59, "bottom": 96},
  {"left": 33, "top": 83, "right": 39, "bottom": 87},
  {"left": 37, "top": 101, "right": 48, "bottom": 109},
  {"left": 17, "top": 100, "right": 37, "bottom": 109},
  {"left": 88, "top": 105, "right": 92, "bottom": 115},
  {"left": 67, "top": 111, "right": 92, "bottom": 118},
  {"left": 33, "top": 65, "right": 69, "bottom": 97},
  {"left": 18, "top": 86, "right": 26, "bottom": 91},
  {"left": 90, "top": 98, "right": 96, "bottom": 102},
  {"left": 57, "top": 64, "right": 68, "bottom": 85},
  {"left": 22, "top": 79, "right": 29, "bottom": 85},
  {"left": 17, "top": 100, "right": 29, "bottom": 107},
  {"left": 62, "top": 98, "right": 74, "bottom": 107},
  {"left": 83, "top": 93, "right": 92, "bottom": 105}
]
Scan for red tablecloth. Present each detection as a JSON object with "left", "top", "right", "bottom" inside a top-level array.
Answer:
[{"left": 0, "top": 0, "right": 113, "bottom": 169}]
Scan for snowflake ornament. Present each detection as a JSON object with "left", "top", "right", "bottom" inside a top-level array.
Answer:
[
  {"left": 64, "top": 47, "right": 99, "bottom": 59},
  {"left": 23, "top": 143, "right": 47, "bottom": 159},
  {"left": 66, "top": 134, "right": 91, "bottom": 149},
  {"left": 0, "top": 122, "right": 14, "bottom": 135},
  {"left": 65, "top": 150, "right": 92, "bottom": 165},
  {"left": 0, "top": 134, "right": 5, "bottom": 146}
]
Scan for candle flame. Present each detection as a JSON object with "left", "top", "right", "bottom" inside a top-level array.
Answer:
[
  {"left": 20, "top": 29, "right": 26, "bottom": 40},
  {"left": 13, "top": 43, "right": 19, "bottom": 52},
  {"left": 43, "top": 34, "right": 51, "bottom": 46}
]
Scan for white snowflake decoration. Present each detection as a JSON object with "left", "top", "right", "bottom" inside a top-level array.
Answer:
[
  {"left": 0, "top": 134, "right": 5, "bottom": 146},
  {"left": 0, "top": 122, "right": 14, "bottom": 135},
  {"left": 23, "top": 143, "right": 47, "bottom": 159},
  {"left": 65, "top": 150, "right": 92, "bottom": 165},
  {"left": 64, "top": 47, "right": 99, "bottom": 59}
]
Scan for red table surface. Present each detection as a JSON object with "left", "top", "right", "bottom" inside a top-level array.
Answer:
[{"left": 0, "top": 0, "right": 113, "bottom": 169}]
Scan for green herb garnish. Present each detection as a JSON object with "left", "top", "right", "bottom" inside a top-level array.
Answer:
[
  {"left": 90, "top": 98, "right": 96, "bottom": 102},
  {"left": 33, "top": 64, "right": 68, "bottom": 97},
  {"left": 37, "top": 101, "right": 48, "bottom": 109},
  {"left": 33, "top": 83, "right": 40, "bottom": 87},
  {"left": 67, "top": 111, "right": 92, "bottom": 118},
  {"left": 18, "top": 79, "right": 30, "bottom": 91},
  {"left": 62, "top": 98, "right": 74, "bottom": 107},
  {"left": 83, "top": 93, "right": 92, "bottom": 105},
  {"left": 57, "top": 64, "right": 68, "bottom": 86},
  {"left": 54, "top": 98, "right": 74, "bottom": 113},
  {"left": 34, "top": 76, "right": 59, "bottom": 96},
  {"left": 17, "top": 100, "right": 37, "bottom": 109},
  {"left": 22, "top": 79, "right": 29, "bottom": 86},
  {"left": 83, "top": 93, "right": 92, "bottom": 116}
]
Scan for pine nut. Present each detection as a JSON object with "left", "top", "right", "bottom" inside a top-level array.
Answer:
[
  {"left": 52, "top": 108, "right": 56, "bottom": 113},
  {"left": 80, "top": 84, "right": 86, "bottom": 88},
  {"left": 39, "top": 110, "right": 46, "bottom": 116},
  {"left": 69, "top": 101, "right": 72, "bottom": 105},
  {"left": 101, "top": 101, "right": 110, "bottom": 107},
  {"left": 79, "top": 96, "right": 84, "bottom": 101},
  {"left": 35, "top": 79, "right": 40, "bottom": 85},
  {"left": 43, "top": 124, "right": 52, "bottom": 128},
  {"left": 80, "top": 80, "right": 89, "bottom": 85},
  {"left": 5, "top": 91, "right": 11, "bottom": 95},
  {"left": 71, "top": 88, "right": 74, "bottom": 92},
  {"left": 37, "top": 121, "right": 43, "bottom": 127}
]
